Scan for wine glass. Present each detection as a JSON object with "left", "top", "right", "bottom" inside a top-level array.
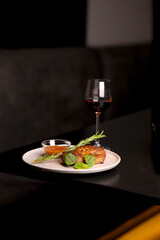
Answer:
[{"left": 85, "top": 79, "right": 112, "bottom": 146}]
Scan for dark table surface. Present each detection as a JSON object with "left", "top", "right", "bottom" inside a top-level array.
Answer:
[
  {"left": 0, "top": 109, "right": 159, "bottom": 239},
  {"left": 1, "top": 109, "right": 159, "bottom": 200}
]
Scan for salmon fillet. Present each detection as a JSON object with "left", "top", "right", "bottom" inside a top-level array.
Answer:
[{"left": 62, "top": 145, "right": 106, "bottom": 164}]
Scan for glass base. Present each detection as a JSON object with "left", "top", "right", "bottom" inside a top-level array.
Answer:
[
  {"left": 94, "top": 141, "right": 101, "bottom": 147},
  {"left": 94, "top": 141, "right": 110, "bottom": 150}
]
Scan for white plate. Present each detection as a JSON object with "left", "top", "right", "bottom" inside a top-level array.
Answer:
[{"left": 22, "top": 147, "right": 121, "bottom": 174}]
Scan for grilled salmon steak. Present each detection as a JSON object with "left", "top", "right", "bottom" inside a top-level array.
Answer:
[{"left": 62, "top": 145, "right": 106, "bottom": 164}]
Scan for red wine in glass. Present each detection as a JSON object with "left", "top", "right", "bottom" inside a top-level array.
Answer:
[
  {"left": 85, "top": 98, "right": 112, "bottom": 113},
  {"left": 85, "top": 79, "right": 112, "bottom": 146}
]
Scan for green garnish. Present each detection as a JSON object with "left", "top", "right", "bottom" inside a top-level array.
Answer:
[
  {"left": 73, "top": 155, "right": 95, "bottom": 169},
  {"left": 64, "top": 153, "right": 96, "bottom": 169},
  {"left": 64, "top": 153, "right": 78, "bottom": 166},
  {"left": 34, "top": 153, "right": 56, "bottom": 163},
  {"left": 34, "top": 131, "right": 106, "bottom": 163},
  {"left": 85, "top": 154, "right": 95, "bottom": 167},
  {"left": 74, "top": 162, "right": 90, "bottom": 169}
]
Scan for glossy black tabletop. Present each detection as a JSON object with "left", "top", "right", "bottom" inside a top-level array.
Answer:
[
  {"left": 1, "top": 109, "right": 160, "bottom": 205},
  {"left": 0, "top": 110, "right": 160, "bottom": 239}
]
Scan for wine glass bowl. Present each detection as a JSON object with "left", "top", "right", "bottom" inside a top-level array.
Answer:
[{"left": 85, "top": 79, "right": 112, "bottom": 146}]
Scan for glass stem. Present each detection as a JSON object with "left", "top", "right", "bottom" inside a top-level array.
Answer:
[{"left": 95, "top": 112, "right": 101, "bottom": 146}]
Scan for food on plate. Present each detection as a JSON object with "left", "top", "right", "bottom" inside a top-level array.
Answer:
[
  {"left": 33, "top": 131, "right": 106, "bottom": 169},
  {"left": 62, "top": 145, "right": 106, "bottom": 165}
]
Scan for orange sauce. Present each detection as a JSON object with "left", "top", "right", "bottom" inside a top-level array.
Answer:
[{"left": 44, "top": 146, "right": 68, "bottom": 155}]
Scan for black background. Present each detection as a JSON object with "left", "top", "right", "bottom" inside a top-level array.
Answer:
[{"left": 0, "top": 1, "right": 87, "bottom": 48}]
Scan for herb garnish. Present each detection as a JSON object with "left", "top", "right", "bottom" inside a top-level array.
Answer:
[
  {"left": 85, "top": 154, "right": 95, "bottom": 167},
  {"left": 74, "top": 162, "right": 90, "bottom": 169},
  {"left": 34, "top": 153, "right": 56, "bottom": 163},
  {"left": 64, "top": 153, "right": 96, "bottom": 169},
  {"left": 64, "top": 153, "right": 78, "bottom": 166}
]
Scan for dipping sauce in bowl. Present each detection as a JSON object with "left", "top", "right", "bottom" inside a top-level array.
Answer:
[{"left": 42, "top": 139, "right": 71, "bottom": 155}]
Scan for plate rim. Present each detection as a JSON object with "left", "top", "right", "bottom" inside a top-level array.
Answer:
[{"left": 22, "top": 147, "right": 121, "bottom": 174}]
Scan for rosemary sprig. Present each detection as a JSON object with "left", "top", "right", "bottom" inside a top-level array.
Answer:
[
  {"left": 33, "top": 153, "right": 57, "bottom": 163},
  {"left": 33, "top": 131, "right": 106, "bottom": 163},
  {"left": 65, "top": 130, "right": 106, "bottom": 152}
]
